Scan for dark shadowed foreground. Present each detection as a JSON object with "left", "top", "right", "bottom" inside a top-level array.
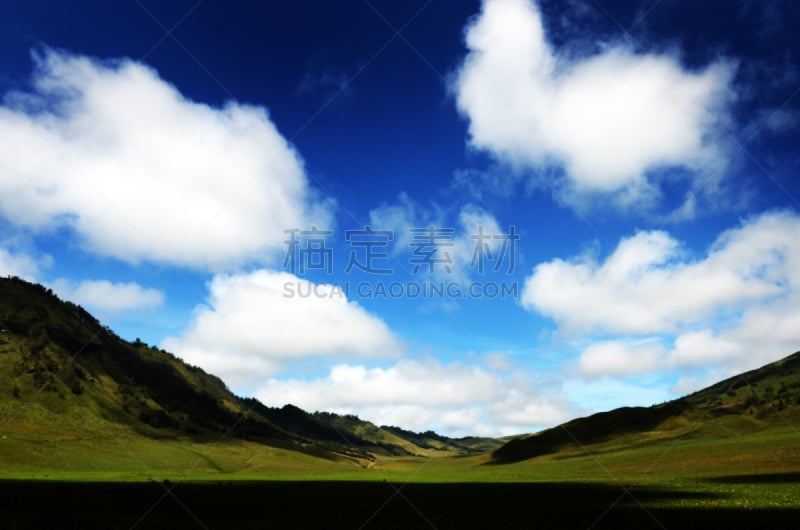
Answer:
[{"left": 1, "top": 479, "right": 799, "bottom": 530}]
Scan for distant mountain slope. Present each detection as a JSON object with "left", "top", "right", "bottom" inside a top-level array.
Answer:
[
  {"left": 493, "top": 349, "right": 800, "bottom": 463},
  {"left": 0, "top": 277, "right": 495, "bottom": 468},
  {"left": 0, "top": 277, "right": 273, "bottom": 439},
  {"left": 249, "top": 405, "right": 502, "bottom": 457}
]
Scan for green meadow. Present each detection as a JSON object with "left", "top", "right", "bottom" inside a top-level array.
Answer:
[
  {"left": 2, "top": 428, "right": 799, "bottom": 529},
  {"left": 2, "top": 278, "right": 800, "bottom": 528}
]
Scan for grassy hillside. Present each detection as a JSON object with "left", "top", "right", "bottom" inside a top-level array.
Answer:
[
  {"left": 0, "top": 276, "right": 494, "bottom": 475},
  {"left": 492, "top": 349, "right": 800, "bottom": 463},
  {"left": 2, "top": 278, "right": 800, "bottom": 527}
]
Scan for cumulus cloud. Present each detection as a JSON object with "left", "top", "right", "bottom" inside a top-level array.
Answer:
[
  {"left": 49, "top": 278, "right": 164, "bottom": 313},
  {"left": 254, "top": 358, "right": 576, "bottom": 436},
  {"left": 162, "top": 269, "right": 402, "bottom": 390},
  {"left": 579, "top": 340, "right": 665, "bottom": 377},
  {"left": 667, "top": 297, "right": 800, "bottom": 374},
  {"left": 0, "top": 246, "right": 41, "bottom": 281},
  {"left": 669, "top": 330, "right": 745, "bottom": 368},
  {"left": 526, "top": 210, "right": 800, "bottom": 380},
  {"left": 522, "top": 211, "right": 798, "bottom": 335},
  {"left": 486, "top": 386, "right": 578, "bottom": 431},
  {"left": 0, "top": 49, "right": 332, "bottom": 270},
  {"left": 453, "top": 0, "right": 735, "bottom": 213}
]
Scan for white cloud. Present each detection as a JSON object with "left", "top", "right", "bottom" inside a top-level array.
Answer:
[
  {"left": 453, "top": 0, "right": 735, "bottom": 213},
  {"left": 487, "top": 386, "right": 578, "bottom": 431},
  {"left": 162, "top": 269, "right": 402, "bottom": 390},
  {"left": 579, "top": 340, "right": 665, "bottom": 377},
  {"left": 522, "top": 211, "right": 799, "bottom": 335},
  {"left": 254, "top": 358, "right": 576, "bottom": 437},
  {"left": 669, "top": 330, "right": 745, "bottom": 368},
  {"left": 0, "top": 246, "right": 40, "bottom": 281},
  {"left": 50, "top": 278, "right": 164, "bottom": 313},
  {"left": 661, "top": 212, "right": 800, "bottom": 373},
  {"left": 667, "top": 298, "right": 800, "bottom": 374},
  {"left": 483, "top": 351, "right": 513, "bottom": 371},
  {"left": 0, "top": 49, "right": 332, "bottom": 270},
  {"left": 262, "top": 361, "right": 501, "bottom": 407},
  {"left": 525, "top": 210, "right": 800, "bottom": 387}
]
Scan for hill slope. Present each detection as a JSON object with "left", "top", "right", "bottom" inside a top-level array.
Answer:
[
  {"left": 492, "top": 349, "right": 800, "bottom": 463},
  {"left": 0, "top": 277, "right": 496, "bottom": 475}
]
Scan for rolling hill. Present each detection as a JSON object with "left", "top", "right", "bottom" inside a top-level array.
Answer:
[
  {"left": 4, "top": 273, "right": 798, "bottom": 479},
  {"left": 492, "top": 348, "right": 800, "bottom": 463},
  {"left": 0, "top": 276, "right": 498, "bottom": 476},
  {"left": 2, "top": 277, "right": 800, "bottom": 529}
]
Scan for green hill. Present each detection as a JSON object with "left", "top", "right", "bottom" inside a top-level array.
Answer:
[
  {"left": 2, "top": 277, "right": 800, "bottom": 527},
  {"left": 492, "top": 349, "right": 800, "bottom": 463},
  {"left": 8, "top": 271, "right": 795, "bottom": 481},
  {"left": 0, "top": 276, "right": 495, "bottom": 477}
]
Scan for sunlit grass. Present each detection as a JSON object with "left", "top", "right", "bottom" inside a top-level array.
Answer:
[{"left": 3, "top": 423, "right": 799, "bottom": 510}]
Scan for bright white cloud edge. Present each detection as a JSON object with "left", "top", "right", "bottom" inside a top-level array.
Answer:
[
  {"left": 50, "top": 278, "right": 164, "bottom": 313},
  {"left": 453, "top": 0, "right": 735, "bottom": 214},
  {"left": 0, "top": 49, "right": 332, "bottom": 271},
  {"left": 254, "top": 358, "right": 576, "bottom": 437},
  {"left": 162, "top": 269, "right": 403, "bottom": 390},
  {"left": 0, "top": 246, "right": 41, "bottom": 281},
  {"left": 526, "top": 210, "right": 800, "bottom": 386}
]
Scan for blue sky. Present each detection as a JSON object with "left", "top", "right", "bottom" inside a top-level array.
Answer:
[{"left": 1, "top": 0, "right": 799, "bottom": 436}]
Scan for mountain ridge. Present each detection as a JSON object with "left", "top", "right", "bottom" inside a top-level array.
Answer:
[
  {"left": 0, "top": 276, "right": 500, "bottom": 469},
  {"left": 4, "top": 274, "right": 798, "bottom": 474},
  {"left": 492, "top": 348, "right": 800, "bottom": 463}
]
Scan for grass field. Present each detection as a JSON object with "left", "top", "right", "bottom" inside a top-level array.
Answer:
[
  {"left": 2, "top": 425, "right": 799, "bottom": 528},
  {"left": 2, "top": 280, "right": 799, "bottom": 528},
  {"left": 2, "top": 374, "right": 799, "bottom": 529}
]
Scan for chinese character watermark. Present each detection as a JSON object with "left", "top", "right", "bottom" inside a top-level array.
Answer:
[
  {"left": 470, "top": 225, "right": 519, "bottom": 274},
  {"left": 282, "top": 224, "right": 521, "bottom": 299},
  {"left": 283, "top": 227, "right": 333, "bottom": 274},
  {"left": 344, "top": 226, "right": 394, "bottom": 274},
  {"left": 409, "top": 226, "right": 455, "bottom": 274}
]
